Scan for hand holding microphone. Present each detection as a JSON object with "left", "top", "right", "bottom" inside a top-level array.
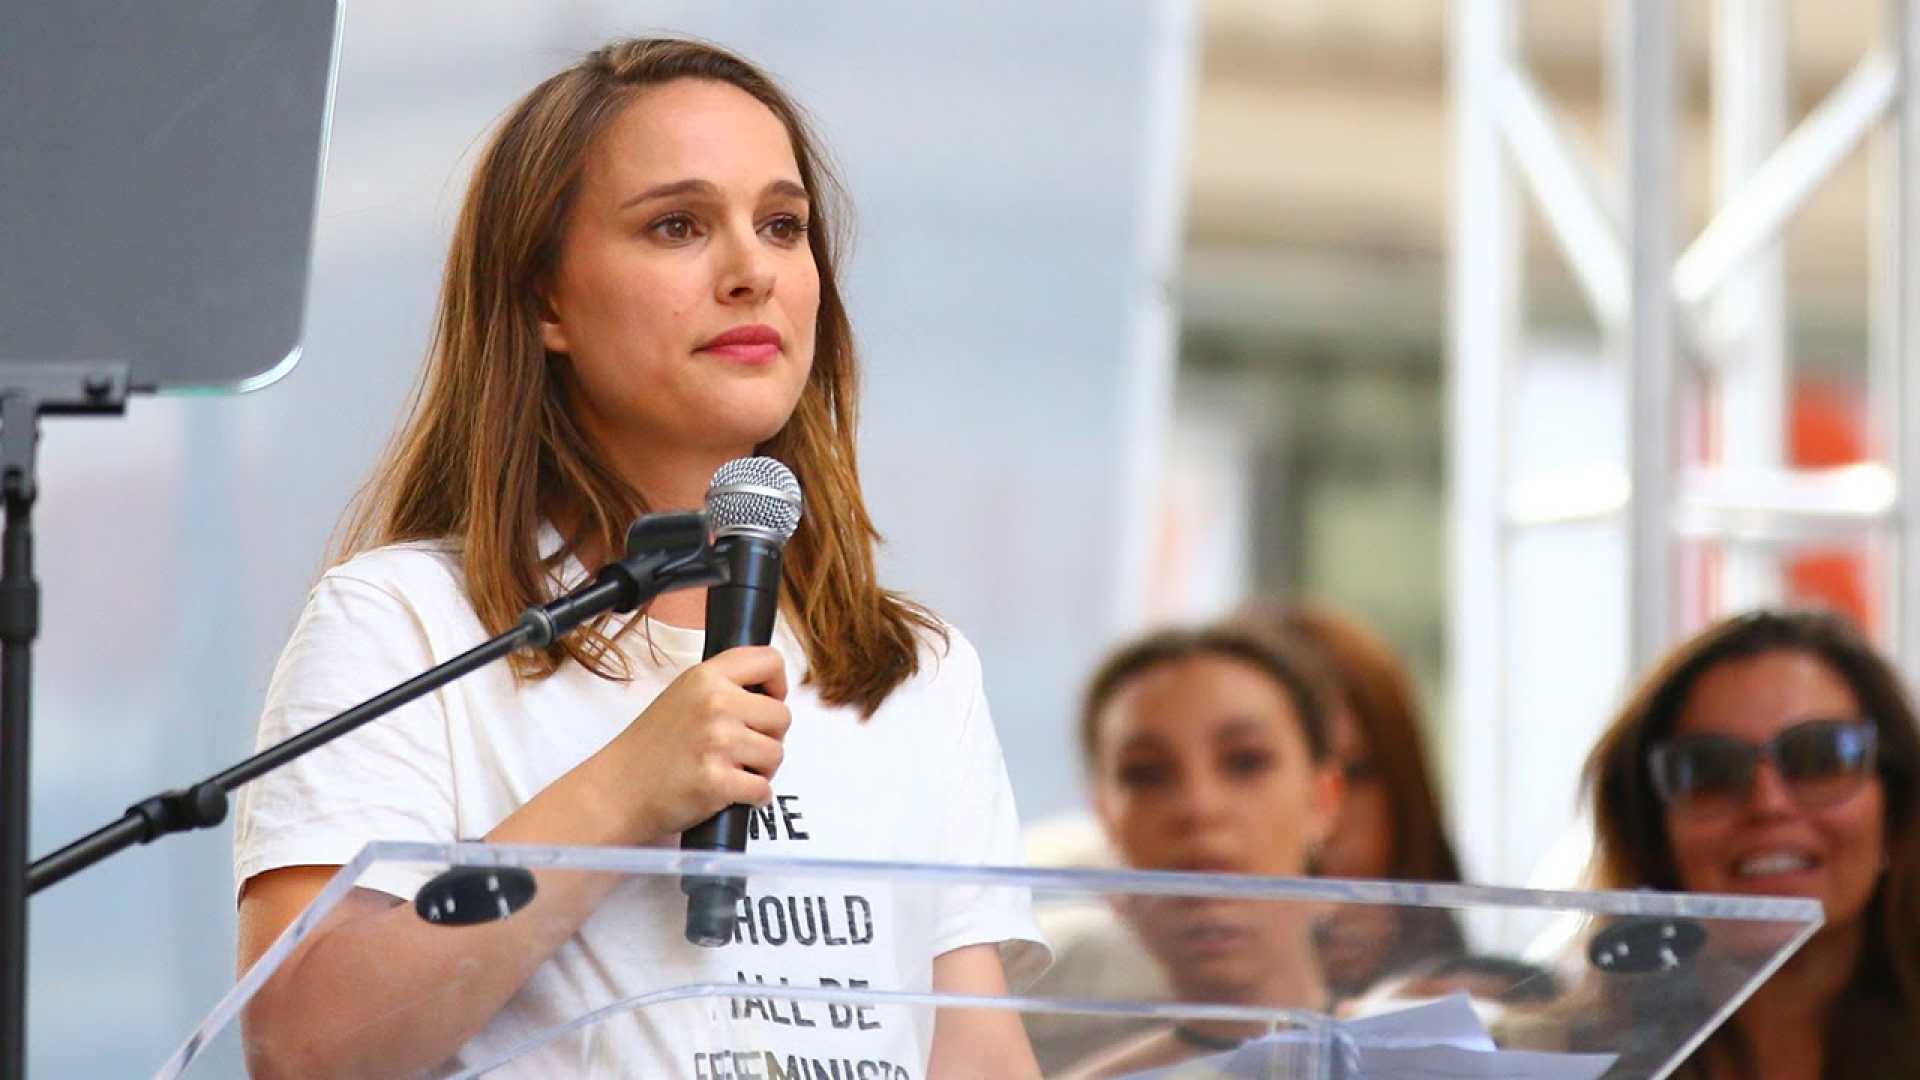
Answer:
[
  {"left": 609, "top": 645, "right": 791, "bottom": 840},
  {"left": 679, "top": 456, "right": 803, "bottom": 946}
]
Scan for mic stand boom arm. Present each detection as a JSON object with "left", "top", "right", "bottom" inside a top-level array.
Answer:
[{"left": 27, "top": 510, "right": 724, "bottom": 894}]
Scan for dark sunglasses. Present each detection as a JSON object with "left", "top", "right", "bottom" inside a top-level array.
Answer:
[{"left": 1647, "top": 719, "right": 1879, "bottom": 817}]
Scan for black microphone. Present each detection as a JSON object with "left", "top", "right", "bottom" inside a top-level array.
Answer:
[{"left": 681, "top": 456, "right": 803, "bottom": 947}]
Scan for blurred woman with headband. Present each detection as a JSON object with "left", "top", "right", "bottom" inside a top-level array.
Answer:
[
  {"left": 232, "top": 38, "right": 1044, "bottom": 1078},
  {"left": 1583, "top": 608, "right": 1920, "bottom": 1078}
]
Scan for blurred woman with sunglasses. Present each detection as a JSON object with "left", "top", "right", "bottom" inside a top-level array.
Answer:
[{"left": 1583, "top": 607, "right": 1920, "bottom": 1079}]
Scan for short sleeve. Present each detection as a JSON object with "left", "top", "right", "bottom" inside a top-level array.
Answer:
[
  {"left": 928, "top": 636, "right": 1052, "bottom": 989},
  {"left": 232, "top": 568, "right": 458, "bottom": 905}
]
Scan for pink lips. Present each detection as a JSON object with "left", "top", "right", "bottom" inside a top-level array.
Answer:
[
  {"left": 1173, "top": 916, "right": 1253, "bottom": 960},
  {"left": 698, "top": 323, "right": 782, "bottom": 364}
]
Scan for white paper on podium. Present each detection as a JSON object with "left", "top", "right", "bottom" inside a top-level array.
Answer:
[
  {"left": 1349, "top": 1044, "right": 1616, "bottom": 1080},
  {"left": 1340, "top": 995, "right": 1497, "bottom": 1052},
  {"left": 1120, "top": 996, "right": 1617, "bottom": 1080}
]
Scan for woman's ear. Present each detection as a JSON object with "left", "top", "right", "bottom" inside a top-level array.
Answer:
[
  {"left": 1307, "top": 761, "right": 1346, "bottom": 852},
  {"left": 537, "top": 286, "right": 570, "bottom": 355}
]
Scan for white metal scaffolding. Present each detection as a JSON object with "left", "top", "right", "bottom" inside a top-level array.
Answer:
[{"left": 1449, "top": 0, "right": 1920, "bottom": 887}]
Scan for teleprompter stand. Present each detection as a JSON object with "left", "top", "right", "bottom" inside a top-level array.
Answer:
[{"left": 0, "top": 366, "right": 130, "bottom": 1080}]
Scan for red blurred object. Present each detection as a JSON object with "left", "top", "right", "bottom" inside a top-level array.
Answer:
[{"left": 1787, "top": 379, "right": 1873, "bottom": 631}]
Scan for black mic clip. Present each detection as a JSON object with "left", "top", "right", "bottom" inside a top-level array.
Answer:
[
  {"left": 518, "top": 512, "right": 728, "bottom": 648},
  {"left": 603, "top": 511, "right": 729, "bottom": 608}
]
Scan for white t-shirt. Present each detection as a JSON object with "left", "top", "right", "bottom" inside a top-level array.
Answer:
[{"left": 233, "top": 539, "right": 1047, "bottom": 1078}]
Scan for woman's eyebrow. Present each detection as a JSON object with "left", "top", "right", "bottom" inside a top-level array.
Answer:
[
  {"left": 619, "top": 177, "right": 713, "bottom": 211},
  {"left": 1213, "top": 715, "right": 1272, "bottom": 739},
  {"left": 1112, "top": 731, "right": 1169, "bottom": 757},
  {"left": 619, "top": 177, "right": 807, "bottom": 211},
  {"left": 763, "top": 178, "right": 808, "bottom": 202}
]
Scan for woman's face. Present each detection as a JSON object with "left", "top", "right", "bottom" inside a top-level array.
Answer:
[
  {"left": 1665, "top": 650, "right": 1887, "bottom": 933},
  {"left": 1092, "top": 654, "right": 1340, "bottom": 997},
  {"left": 540, "top": 78, "right": 819, "bottom": 477}
]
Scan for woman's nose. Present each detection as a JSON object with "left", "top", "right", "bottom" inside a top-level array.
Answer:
[
  {"left": 1742, "top": 760, "right": 1798, "bottom": 817},
  {"left": 715, "top": 226, "right": 774, "bottom": 302},
  {"left": 1172, "top": 769, "right": 1233, "bottom": 827}
]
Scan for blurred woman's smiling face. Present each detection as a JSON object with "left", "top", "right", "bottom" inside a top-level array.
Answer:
[
  {"left": 1665, "top": 650, "right": 1887, "bottom": 934},
  {"left": 1091, "top": 654, "right": 1340, "bottom": 998}
]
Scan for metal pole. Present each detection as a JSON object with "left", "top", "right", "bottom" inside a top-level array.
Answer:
[
  {"left": 1882, "top": 0, "right": 1920, "bottom": 674},
  {"left": 1710, "top": 0, "right": 1789, "bottom": 613},
  {"left": 1622, "top": 0, "right": 1680, "bottom": 672},
  {"left": 1450, "top": 0, "right": 1520, "bottom": 885},
  {"left": 0, "top": 469, "right": 34, "bottom": 1080},
  {"left": 1112, "top": 0, "right": 1198, "bottom": 635}
]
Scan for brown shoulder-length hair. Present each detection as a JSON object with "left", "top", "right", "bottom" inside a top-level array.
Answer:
[
  {"left": 1247, "top": 601, "right": 1464, "bottom": 885},
  {"left": 338, "top": 38, "right": 941, "bottom": 714},
  {"left": 1582, "top": 607, "right": 1920, "bottom": 1075},
  {"left": 1078, "top": 623, "right": 1335, "bottom": 767}
]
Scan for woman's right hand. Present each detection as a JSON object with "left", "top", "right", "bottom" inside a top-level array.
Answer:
[
  {"left": 601, "top": 644, "right": 792, "bottom": 842},
  {"left": 237, "top": 646, "right": 792, "bottom": 1080}
]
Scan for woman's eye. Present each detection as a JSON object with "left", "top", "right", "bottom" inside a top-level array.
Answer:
[
  {"left": 1115, "top": 761, "right": 1170, "bottom": 789},
  {"left": 649, "top": 213, "right": 697, "bottom": 241},
  {"left": 1222, "top": 748, "right": 1275, "bottom": 777},
  {"left": 763, "top": 214, "right": 810, "bottom": 244}
]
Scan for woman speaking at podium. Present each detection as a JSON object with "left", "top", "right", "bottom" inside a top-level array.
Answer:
[{"left": 230, "top": 38, "right": 1045, "bottom": 1079}]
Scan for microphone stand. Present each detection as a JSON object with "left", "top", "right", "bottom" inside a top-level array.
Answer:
[{"left": 14, "top": 510, "right": 721, "bottom": 1075}]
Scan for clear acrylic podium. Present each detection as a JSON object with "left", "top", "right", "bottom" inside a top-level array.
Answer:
[{"left": 167, "top": 842, "right": 1821, "bottom": 1079}]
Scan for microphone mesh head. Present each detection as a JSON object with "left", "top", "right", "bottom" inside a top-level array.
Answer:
[{"left": 706, "top": 457, "right": 803, "bottom": 542}]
